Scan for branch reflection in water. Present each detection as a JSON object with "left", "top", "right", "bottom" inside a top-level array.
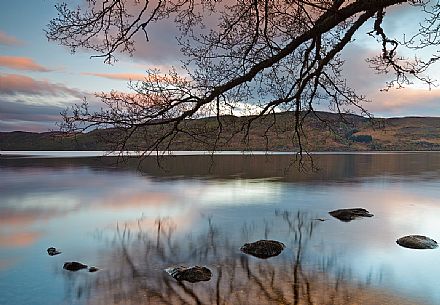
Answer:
[{"left": 63, "top": 211, "right": 421, "bottom": 305}]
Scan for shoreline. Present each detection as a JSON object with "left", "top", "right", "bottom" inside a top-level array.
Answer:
[{"left": 3, "top": 150, "right": 440, "bottom": 159}]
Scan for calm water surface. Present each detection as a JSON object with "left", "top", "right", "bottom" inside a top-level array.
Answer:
[{"left": 1, "top": 153, "right": 440, "bottom": 305}]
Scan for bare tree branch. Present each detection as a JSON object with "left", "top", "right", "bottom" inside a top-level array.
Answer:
[{"left": 47, "top": 0, "right": 438, "bottom": 164}]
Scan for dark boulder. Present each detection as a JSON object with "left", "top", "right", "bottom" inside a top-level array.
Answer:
[
  {"left": 165, "top": 266, "right": 212, "bottom": 283},
  {"left": 47, "top": 247, "right": 61, "bottom": 256},
  {"left": 396, "top": 235, "right": 438, "bottom": 249},
  {"left": 240, "top": 240, "right": 285, "bottom": 259},
  {"left": 63, "top": 262, "right": 88, "bottom": 271},
  {"left": 329, "top": 208, "right": 373, "bottom": 222}
]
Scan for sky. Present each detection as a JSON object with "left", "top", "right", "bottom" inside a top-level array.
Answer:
[{"left": 0, "top": 0, "right": 440, "bottom": 132}]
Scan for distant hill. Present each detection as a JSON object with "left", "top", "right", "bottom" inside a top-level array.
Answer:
[
  {"left": 2, "top": 111, "right": 440, "bottom": 151},
  {"left": 0, "top": 131, "right": 104, "bottom": 151}
]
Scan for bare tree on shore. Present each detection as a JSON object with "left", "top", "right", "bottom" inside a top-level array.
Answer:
[{"left": 47, "top": 0, "right": 440, "bottom": 160}]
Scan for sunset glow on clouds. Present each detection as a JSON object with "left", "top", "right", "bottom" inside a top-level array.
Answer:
[
  {"left": 81, "top": 72, "right": 151, "bottom": 82},
  {"left": 0, "top": 0, "right": 440, "bottom": 132},
  {"left": 368, "top": 88, "right": 440, "bottom": 115},
  {"left": 0, "top": 74, "right": 82, "bottom": 97},
  {"left": 0, "top": 56, "right": 52, "bottom": 72}
]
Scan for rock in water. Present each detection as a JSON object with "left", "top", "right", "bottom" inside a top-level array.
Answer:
[
  {"left": 63, "top": 262, "right": 88, "bottom": 271},
  {"left": 88, "top": 266, "right": 99, "bottom": 272},
  {"left": 47, "top": 247, "right": 61, "bottom": 256},
  {"left": 329, "top": 208, "right": 373, "bottom": 222},
  {"left": 165, "top": 266, "right": 212, "bottom": 283},
  {"left": 396, "top": 235, "right": 438, "bottom": 249},
  {"left": 240, "top": 240, "right": 285, "bottom": 259}
]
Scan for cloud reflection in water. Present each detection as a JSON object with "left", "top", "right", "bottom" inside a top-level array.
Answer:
[{"left": 1, "top": 154, "right": 440, "bottom": 304}]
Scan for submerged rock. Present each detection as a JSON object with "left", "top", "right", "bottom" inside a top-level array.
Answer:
[
  {"left": 240, "top": 240, "right": 285, "bottom": 259},
  {"left": 165, "top": 266, "right": 212, "bottom": 283},
  {"left": 88, "top": 266, "right": 99, "bottom": 273},
  {"left": 329, "top": 208, "right": 373, "bottom": 222},
  {"left": 47, "top": 247, "right": 61, "bottom": 256},
  {"left": 396, "top": 235, "right": 438, "bottom": 249},
  {"left": 63, "top": 262, "right": 88, "bottom": 271}
]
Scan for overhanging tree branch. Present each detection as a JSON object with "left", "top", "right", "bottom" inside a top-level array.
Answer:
[{"left": 47, "top": 0, "right": 438, "bottom": 163}]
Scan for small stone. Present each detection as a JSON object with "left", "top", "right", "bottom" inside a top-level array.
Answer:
[
  {"left": 63, "top": 262, "right": 88, "bottom": 271},
  {"left": 313, "top": 218, "right": 326, "bottom": 222},
  {"left": 47, "top": 247, "right": 61, "bottom": 256},
  {"left": 165, "top": 266, "right": 212, "bottom": 283},
  {"left": 329, "top": 208, "right": 373, "bottom": 222},
  {"left": 240, "top": 240, "right": 285, "bottom": 259},
  {"left": 396, "top": 235, "right": 438, "bottom": 249},
  {"left": 88, "top": 266, "right": 99, "bottom": 272}
]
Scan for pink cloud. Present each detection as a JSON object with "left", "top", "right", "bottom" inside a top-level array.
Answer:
[
  {"left": 0, "top": 74, "right": 97, "bottom": 132},
  {"left": 81, "top": 71, "right": 182, "bottom": 84},
  {"left": 0, "top": 31, "right": 23, "bottom": 46},
  {"left": 0, "top": 56, "right": 51, "bottom": 72},
  {"left": 82, "top": 72, "right": 148, "bottom": 81},
  {"left": 0, "top": 74, "right": 83, "bottom": 97},
  {"left": 366, "top": 87, "right": 440, "bottom": 115},
  {"left": 340, "top": 44, "right": 440, "bottom": 117}
]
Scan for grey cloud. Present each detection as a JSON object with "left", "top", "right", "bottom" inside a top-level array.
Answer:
[
  {"left": 0, "top": 74, "right": 85, "bottom": 97},
  {"left": 340, "top": 44, "right": 390, "bottom": 94},
  {"left": 0, "top": 120, "right": 57, "bottom": 132},
  {"left": 0, "top": 73, "right": 90, "bottom": 131},
  {"left": 339, "top": 43, "right": 440, "bottom": 117},
  {"left": 0, "top": 89, "right": 102, "bottom": 132},
  {"left": 0, "top": 98, "right": 74, "bottom": 132},
  {"left": 130, "top": 22, "right": 181, "bottom": 65},
  {"left": 0, "top": 99, "right": 64, "bottom": 119}
]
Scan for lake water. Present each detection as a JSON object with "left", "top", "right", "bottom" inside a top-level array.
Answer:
[{"left": 1, "top": 152, "right": 440, "bottom": 305}]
